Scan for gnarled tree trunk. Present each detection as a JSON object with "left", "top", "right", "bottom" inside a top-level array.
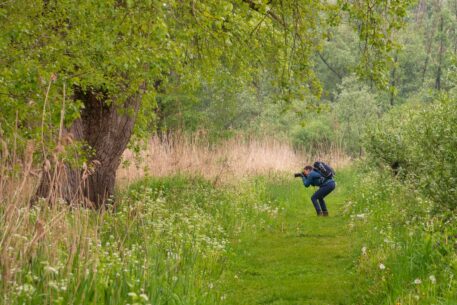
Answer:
[{"left": 34, "top": 87, "right": 142, "bottom": 208}]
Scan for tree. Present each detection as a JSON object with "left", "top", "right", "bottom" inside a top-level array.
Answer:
[
  {"left": 0, "top": 0, "right": 413, "bottom": 207},
  {"left": 333, "top": 75, "right": 382, "bottom": 155}
]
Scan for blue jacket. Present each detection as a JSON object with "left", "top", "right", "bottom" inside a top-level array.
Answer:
[{"left": 302, "top": 170, "right": 332, "bottom": 187}]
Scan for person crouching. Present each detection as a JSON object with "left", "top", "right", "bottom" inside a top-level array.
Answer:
[{"left": 300, "top": 165, "right": 336, "bottom": 216}]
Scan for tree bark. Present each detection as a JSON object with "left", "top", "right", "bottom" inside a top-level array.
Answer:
[
  {"left": 389, "top": 53, "right": 398, "bottom": 106},
  {"left": 415, "top": 0, "right": 427, "bottom": 24},
  {"left": 422, "top": 3, "right": 438, "bottom": 85},
  {"left": 34, "top": 86, "right": 142, "bottom": 208},
  {"left": 435, "top": 9, "right": 445, "bottom": 90}
]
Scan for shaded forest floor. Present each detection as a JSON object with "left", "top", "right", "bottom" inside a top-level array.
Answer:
[{"left": 221, "top": 172, "right": 355, "bottom": 305}]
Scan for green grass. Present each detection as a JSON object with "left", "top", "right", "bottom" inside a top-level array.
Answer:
[
  {"left": 345, "top": 168, "right": 457, "bottom": 305},
  {"left": 3, "top": 168, "right": 455, "bottom": 304},
  {"left": 220, "top": 170, "right": 357, "bottom": 305}
]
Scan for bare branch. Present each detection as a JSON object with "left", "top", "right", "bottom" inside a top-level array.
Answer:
[
  {"left": 242, "top": 0, "right": 286, "bottom": 27},
  {"left": 317, "top": 51, "right": 342, "bottom": 80}
]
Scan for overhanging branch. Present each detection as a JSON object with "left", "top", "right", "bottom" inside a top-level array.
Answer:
[
  {"left": 317, "top": 51, "right": 343, "bottom": 80},
  {"left": 242, "top": 0, "right": 286, "bottom": 27}
]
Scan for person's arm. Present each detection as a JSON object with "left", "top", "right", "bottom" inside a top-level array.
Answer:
[{"left": 302, "top": 175, "right": 311, "bottom": 187}]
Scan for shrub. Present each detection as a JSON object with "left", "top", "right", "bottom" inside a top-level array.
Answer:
[
  {"left": 333, "top": 75, "right": 383, "bottom": 155},
  {"left": 291, "top": 119, "right": 335, "bottom": 152},
  {"left": 364, "top": 98, "right": 457, "bottom": 210}
]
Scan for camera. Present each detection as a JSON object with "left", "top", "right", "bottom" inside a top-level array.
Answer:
[{"left": 294, "top": 173, "right": 305, "bottom": 178}]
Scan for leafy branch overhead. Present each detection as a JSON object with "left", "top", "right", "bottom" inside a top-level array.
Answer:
[
  {"left": 1, "top": 0, "right": 411, "bottom": 123},
  {"left": 340, "top": 0, "right": 414, "bottom": 87}
]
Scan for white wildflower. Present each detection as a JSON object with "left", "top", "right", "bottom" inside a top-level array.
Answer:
[
  {"left": 44, "top": 266, "right": 59, "bottom": 275},
  {"left": 48, "top": 281, "right": 59, "bottom": 290},
  {"left": 413, "top": 278, "right": 422, "bottom": 285},
  {"left": 16, "top": 284, "right": 35, "bottom": 295},
  {"left": 361, "top": 246, "right": 367, "bottom": 255},
  {"left": 128, "top": 292, "right": 138, "bottom": 299},
  {"left": 429, "top": 275, "right": 436, "bottom": 284},
  {"left": 379, "top": 263, "right": 386, "bottom": 270}
]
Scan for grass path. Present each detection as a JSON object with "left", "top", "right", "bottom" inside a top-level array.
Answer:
[{"left": 221, "top": 171, "right": 356, "bottom": 305}]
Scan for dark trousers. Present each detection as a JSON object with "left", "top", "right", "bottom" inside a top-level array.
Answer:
[{"left": 311, "top": 180, "right": 336, "bottom": 213}]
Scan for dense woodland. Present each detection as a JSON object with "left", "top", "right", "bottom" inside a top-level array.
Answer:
[{"left": 0, "top": 0, "right": 456, "bottom": 304}]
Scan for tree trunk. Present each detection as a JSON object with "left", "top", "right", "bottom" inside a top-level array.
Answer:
[
  {"left": 389, "top": 53, "right": 398, "bottom": 106},
  {"left": 435, "top": 11, "right": 445, "bottom": 90},
  {"left": 34, "top": 87, "right": 142, "bottom": 208},
  {"left": 422, "top": 3, "right": 438, "bottom": 86},
  {"left": 415, "top": 0, "right": 427, "bottom": 24}
]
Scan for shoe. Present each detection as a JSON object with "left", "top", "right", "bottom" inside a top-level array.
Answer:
[
  {"left": 322, "top": 211, "right": 329, "bottom": 217},
  {"left": 317, "top": 211, "right": 324, "bottom": 216}
]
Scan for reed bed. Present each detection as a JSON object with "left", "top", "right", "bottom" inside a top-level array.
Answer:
[{"left": 117, "top": 134, "right": 350, "bottom": 186}]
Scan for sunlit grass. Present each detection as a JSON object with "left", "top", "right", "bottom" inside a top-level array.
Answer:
[{"left": 219, "top": 169, "right": 356, "bottom": 305}]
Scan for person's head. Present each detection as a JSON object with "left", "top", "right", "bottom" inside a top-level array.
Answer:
[{"left": 303, "top": 165, "right": 313, "bottom": 175}]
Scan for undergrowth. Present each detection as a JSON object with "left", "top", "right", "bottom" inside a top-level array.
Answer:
[
  {"left": 1, "top": 175, "right": 279, "bottom": 305},
  {"left": 347, "top": 165, "right": 457, "bottom": 304}
]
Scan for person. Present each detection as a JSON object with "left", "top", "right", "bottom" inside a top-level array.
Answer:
[{"left": 301, "top": 165, "right": 336, "bottom": 216}]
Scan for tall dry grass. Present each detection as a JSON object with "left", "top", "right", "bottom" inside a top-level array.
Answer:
[
  {"left": 117, "top": 134, "right": 350, "bottom": 186},
  {"left": 0, "top": 139, "right": 99, "bottom": 296}
]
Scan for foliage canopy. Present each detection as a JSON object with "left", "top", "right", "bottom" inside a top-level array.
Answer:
[{"left": 0, "top": 0, "right": 412, "bottom": 140}]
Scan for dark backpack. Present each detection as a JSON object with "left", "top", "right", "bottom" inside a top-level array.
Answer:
[{"left": 313, "top": 161, "right": 335, "bottom": 179}]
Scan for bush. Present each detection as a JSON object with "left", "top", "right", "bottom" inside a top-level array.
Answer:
[
  {"left": 364, "top": 98, "right": 457, "bottom": 210},
  {"left": 291, "top": 119, "right": 335, "bottom": 151},
  {"left": 333, "top": 75, "right": 383, "bottom": 155}
]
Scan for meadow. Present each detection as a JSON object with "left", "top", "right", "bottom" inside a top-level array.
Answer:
[
  {"left": 0, "top": 138, "right": 345, "bottom": 305},
  {"left": 1, "top": 137, "right": 455, "bottom": 305}
]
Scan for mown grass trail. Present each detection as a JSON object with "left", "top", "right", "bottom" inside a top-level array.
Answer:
[{"left": 221, "top": 171, "right": 356, "bottom": 305}]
